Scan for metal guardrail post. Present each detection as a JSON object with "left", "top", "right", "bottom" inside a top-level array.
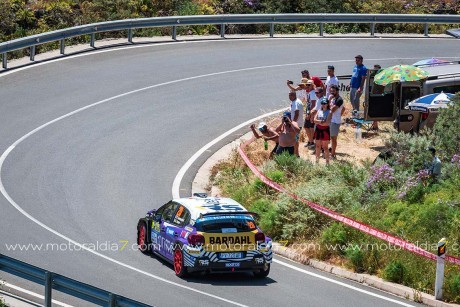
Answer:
[
  {"left": 269, "top": 23, "right": 274, "bottom": 37},
  {"left": 90, "top": 33, "right": 95, "bottom": 48},
  {"left": 45, "top": 271, "right": 52, "bottom": 307},
  {"left": 320, "top": 23, "right": 324, "bottom": 36},
  {"left": 108, "top": 293, "right": 117, "bottom": 307},
  {"left": 424, "top": 23, "right": 429, "bottom": 36},
  {"left": 60, "top": 39, "right": 65, "bottom": 54},
  {"left": 128, "top": 28, "right": 133, "bottom": 43},
  {"left": 30, "top": 45, "right": 36, "bottom": 61},
  {"left": 2, "top": 53, "right": 6, "bottom": 69},
  {"left": 172, "top": 26, "right": 177, "bottom": 40},
  {"left": 220, "top": 23, "right": 225, "bottom": 38},
  {"left": 371, "top": 23, "right": 376, "bottom": 36}
]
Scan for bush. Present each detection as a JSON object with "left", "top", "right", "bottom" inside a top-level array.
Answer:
[
  {"left": 383, "top": 260, "right": 407, "bottom": 284},
  {"left": 345, "top": 245, "right": 366, "bottom": 273},
  {"left": 433, "top": 95, "right": 460, "bottom": 159},
  {"left": 445, "top": 273, "right": 460, "bottom": 303}
]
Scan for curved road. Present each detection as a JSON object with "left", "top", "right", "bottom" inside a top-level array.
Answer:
[{"left": 1, "top": 37, "right": 459, "bottom": 306}]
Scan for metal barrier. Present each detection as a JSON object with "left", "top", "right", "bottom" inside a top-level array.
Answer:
[
  {"left": 0, "top": 253, "right": 151, "bottom": 307},
  {"left": 1, "top": 13, "right": 460, "bottom": 69}
]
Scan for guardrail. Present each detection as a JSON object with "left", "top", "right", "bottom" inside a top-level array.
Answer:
[
  {"left": 1, "top": 13, "right": 460, "bottom": 70},
  {"left": 0, "top": 253, "right": 150, "bottom": 307}
]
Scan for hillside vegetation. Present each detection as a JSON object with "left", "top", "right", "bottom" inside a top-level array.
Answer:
[
  {"left": 212, "top": 96, "right": 460, "bottom": 303},
  {"left": 1, "top": 0, "right": 459, "bottom": 44}
]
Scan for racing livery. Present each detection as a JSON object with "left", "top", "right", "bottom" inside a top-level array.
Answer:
[{"left": 136, "top": 194, "right": 272, "bottom": 278}]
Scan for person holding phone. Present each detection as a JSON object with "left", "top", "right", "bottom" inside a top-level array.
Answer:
[
  {"left": 314, "top": 97, "right": 332, "bottom": 164},
  {"left": 275, "top": 112, "right": 300, "bottom": 156}
]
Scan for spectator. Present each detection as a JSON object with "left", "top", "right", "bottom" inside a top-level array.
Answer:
[
  {"left": 287, "top": 78, "right": 309, "bottom": 103},
  {"left": 350, "top": 55, "right": 367, "bottom": 112},
  {"left": 329, "top": 84, "right": 344, "bottom": 159},
  {"left": 288, "top": 91, "right": 304, "bottom": 157},
  {"left": 250, "top": 122, "right": 280, "bottom": 159},
  {"left": 301, "top": 69, "right": 325, "bottom": 91},
  {"left": 275, "top": 112, "right": 300, "bottom": 156},
  {"left": 325, "top": 65, "right": 339, "bottom": 99},
  {"left": 310, "top": 87, "right": 325, "bottom": 147},
  {"left": 303, "top": 80, "right": 317, "bottom": 148},
  {"left": 427, "top": 147, "right": 442, "bottom": 179},
  {"left": 313, "top": 97, "right": 332, "bottom": 165}
]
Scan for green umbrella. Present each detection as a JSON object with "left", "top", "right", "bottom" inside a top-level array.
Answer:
[{"left": 374, "top": 65, "right": 429, "bottom": 86}]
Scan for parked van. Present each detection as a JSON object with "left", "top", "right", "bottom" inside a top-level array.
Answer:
[{"left": 364, "top": 63, "right": 460, "bottom": 132}]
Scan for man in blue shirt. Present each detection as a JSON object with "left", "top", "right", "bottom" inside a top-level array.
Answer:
[{"left": 350, "top": 55, "right": 367, "bottom": 112}]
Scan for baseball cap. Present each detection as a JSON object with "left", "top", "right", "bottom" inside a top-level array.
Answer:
[
  {"left": 328, "top": 65, "right": 335, "bottom": 70},
  {"left": 306, "top": 80, "right": 314, "bottom": 85},
  {"left": 320, "top": 97, "right": 329, "bottom": 104},
  {"left": 283, "top": 111, "right": 291, "bottom": 118},
  {"left": 355, "top": 55, "right": 363, "bottom": 59},
  {"left": 257, "top": 122, "right": 267, "bottom": 130}
]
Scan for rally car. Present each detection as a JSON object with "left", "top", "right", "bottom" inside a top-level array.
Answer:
[{"left": 136, "top": 194, "right": 272, "bottom": 278}]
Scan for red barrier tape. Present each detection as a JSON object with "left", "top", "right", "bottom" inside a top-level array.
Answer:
[{"left": 238, "top": 139, "right": 460, "bottom": 266}]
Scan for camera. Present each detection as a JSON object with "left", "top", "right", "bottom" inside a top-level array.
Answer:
[
  {"left": 287, "top": 80, "right": 293, "bottom": 85},
  {"left": 283, "top": 116, "right": 290, "bottom": 123}
]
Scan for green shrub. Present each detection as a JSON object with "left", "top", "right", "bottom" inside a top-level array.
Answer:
[
  {"left": 383, "top": 260, "right": 407, "bottom": 284},
  {"left": 445, "top": 273, "right": 460, "bottom": 303},
  {"left": 250, "top": 198, "right": 282, "bottom": 238},
  {"left": 266, "top": 169, "right": 285, "bottom": 184},
  {"left": 433, "top": 95, "right": 460, "bottom": 159},
  {"left": 345, "top": 245, "right": 366, "bottom": 273}
]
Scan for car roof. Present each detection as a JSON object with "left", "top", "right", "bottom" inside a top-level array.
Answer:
[
  {"left": 423, "top": 63, "right": 460, "bottom": 77},
  {"left": 173, "top": 196, "right": 250, "bottom": 221}
]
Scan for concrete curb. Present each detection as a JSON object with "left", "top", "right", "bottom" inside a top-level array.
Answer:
[{"left": 192, "top": 131, "right": 460, "bottom": 307}]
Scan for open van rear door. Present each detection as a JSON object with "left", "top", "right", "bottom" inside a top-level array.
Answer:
[{"left": 364, "top": 69, "right": 396, "bottom": 121}]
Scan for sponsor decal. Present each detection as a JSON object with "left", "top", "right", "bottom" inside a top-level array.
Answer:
[
  {"left": 180, "top": 230, "right": 190, "bottom": 239},
  {"left": 199, "top": 260, "right": 209, "bottom": 266},
  {"left": 166, "top": 227, "right": 175, "bottom": 237},
  {"left": 409, "top": 106, "right": 429, "bottom": 112},
  {"left": 225, "top": 262, "right": 241, "bottom": 268},
  {"left": 199, "top": 203, "right": 246, "bottom": 212},
  {"left": 222, "top": 228, "right": 237, "bottom": 233},
  {"left": 209, "top": 236, "right": 251, "bottom": 245},
  {"left": 201, "top": 232, "right": 256, "bottom": 252},
  {"left": 185, "top": 226, "right": 194, "bottom": 232},
  {"left": 151, "top": 221, "right": 160, "bottom": 232}
]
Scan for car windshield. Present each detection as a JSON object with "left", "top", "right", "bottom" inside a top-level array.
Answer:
[{"left": 195, "top": 215, "right": 257, "bottom": 233}]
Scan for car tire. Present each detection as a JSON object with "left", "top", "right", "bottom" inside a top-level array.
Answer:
[
  {"left": 173, "top": 246, "right": 188, "bottom": 278},
  {"left": 137, "top": 221, "right": 151, "bottom": 254},
  {"left": 254, "top": 263, "right": 270, "bottom": 278}
]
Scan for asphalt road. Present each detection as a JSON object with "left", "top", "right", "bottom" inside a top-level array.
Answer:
[{"left": 1, "top": 37, "right": 459, "bottom": 307}]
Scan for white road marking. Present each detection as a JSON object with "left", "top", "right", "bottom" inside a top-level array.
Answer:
[
  {"left": 171, "top": 107, "right": 286, "bottom": 199},
  {"left": 1, "top": 51, "right": 457, "bottom": 305},
  {"left": 273, "top": 259, "right": 415, "bottom": 306},
  {"left": 3, "top": 282, "right": 73, "bottom": 307},
  {"left": 1, "top": 36, "right": 459, "bottom": 78}
]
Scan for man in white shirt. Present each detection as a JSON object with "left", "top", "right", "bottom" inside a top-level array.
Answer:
[
  {"left": 325, "top": 65, "right": 339, "bottom": 99},
  {"left": 289, "top": 91, "right": 304, "bottom": 157}
]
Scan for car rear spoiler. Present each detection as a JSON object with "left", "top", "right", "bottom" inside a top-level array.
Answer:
[{"left": 199, "top": 211, "right": 259, "bottom": 218}]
